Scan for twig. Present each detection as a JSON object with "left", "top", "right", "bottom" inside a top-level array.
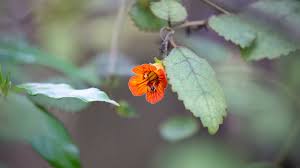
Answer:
[
  {"left": 108, "top": 0, "right": 126, "bottom": 75},
  {"left": 201, "top": 0, "right": 231, "bottom": 15},
  {"left": 169, "top": 37, "right": 178, "bottom": 48},
  {"left": 174, "top": 20, "right": 207, "bottom": 29}
]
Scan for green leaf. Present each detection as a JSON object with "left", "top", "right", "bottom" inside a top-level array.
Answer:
[
  {"left": 0, "top": 93, "right": 81, "bottom": 168},
  {"left": 150, "top": 0, "right": 187, "bottom": 23},
  {"left": 164, "top": 47, "right": 227, "bottom": 134},
  {"left": 154, "top": 139, "right": 245, "bottom": 168},
  {"left": 159, "top": 116, "right": 199, "bottom": 142},
  {"left": 29, "top": 95, "right": 88, "bottom": 112},
  {"left": 0, "top": 39, "right": 98, "bottom": 85},
  {"left": 18, "top": 83, "right": 119, "bottom": 106},
  {"left": 241, "top": 0, "right": 300, "bottom": 60},
  {"left": 208, "top": 14, "right": 256, "bottom": 48},
  {"left": 129, "top": 1, "right": 167, "bottom": 31},
  {"left": 116, "top": 100, "right": 138, "bottom": 118},
  {"left": 208, "top": 0, "right": 300, "bottom": 60}
]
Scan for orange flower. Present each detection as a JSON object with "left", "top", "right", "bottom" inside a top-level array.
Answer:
[{"left": 128, "top": 63, "right": 168, "bottom": 104}]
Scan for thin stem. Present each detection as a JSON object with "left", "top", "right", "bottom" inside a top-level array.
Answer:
[
  {"left": 201, "top": 0, "right": 231, "bottom": 15},
  {"left": 174, "top": 20, "right": 207, "bottom": 29},
  {"left": 108, "top": 0, "right": 126, "bottom": 75},
  {"left": 169, "top": 37, "right": 178, "bottom": 48}
]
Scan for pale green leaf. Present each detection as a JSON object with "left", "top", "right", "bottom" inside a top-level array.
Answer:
[
  {"left": 29, "top": 95, "right": 88, "bottom": 112},
  {"left": 164, "top": 47, "right": 227, "bottom": 134},
  {"left": 18, "top": 83, "right": 119, "bottom": 106},
  {"left": 0, "top": 93, "right": 81, "bottom": 168},
  {"left": 129, "top": 1, "right": 167, "bottom": 31},
  {"left": 208, "top": 14, "right": 256, "bottom": 48},
  {"left": 160, "top": 116, "right": 199, "bottom": 142},
  {"left": 150, "top": 0, "right": 187, "bottom": 23}
]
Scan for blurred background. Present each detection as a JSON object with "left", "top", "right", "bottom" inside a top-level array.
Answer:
[{"left": 0, "top": 0, "right": 300, "bottom": 167}]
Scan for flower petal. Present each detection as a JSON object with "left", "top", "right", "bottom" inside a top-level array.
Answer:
[
  {"left": 132, "top": 64, "right": 156, "bottom": 74},
  {"left": 128, "top": 75, "right": 147, "bottom": 96},
  {"left": 146, "top": 86, "right": 165, "bottom": 104}
]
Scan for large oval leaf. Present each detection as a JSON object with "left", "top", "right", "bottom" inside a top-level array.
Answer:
[
  {"left": 18, "top": 83, "right": 119, "bottom": 107},
  {"left": 0, "top": 93, "right": 81, "bottom": 168},
  {"left": 164, "top": 47, "right": 227, "bottom": 134}
]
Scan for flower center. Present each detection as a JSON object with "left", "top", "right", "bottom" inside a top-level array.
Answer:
[{"left": 144, "top": 71, "right": 159, "bottom": 92}]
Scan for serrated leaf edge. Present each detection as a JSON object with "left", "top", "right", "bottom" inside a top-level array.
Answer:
[{"left": 164, "top": 48, "right": 227, "bottom": 134}]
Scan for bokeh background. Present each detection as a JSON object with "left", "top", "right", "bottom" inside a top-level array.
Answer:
[{"left": 0, "top": 0, "right": 300, "bottom": 167}]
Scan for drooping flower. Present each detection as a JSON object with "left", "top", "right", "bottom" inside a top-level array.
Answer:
[{"left": 128, "top": 63, "right": 168, "bottom": 104}]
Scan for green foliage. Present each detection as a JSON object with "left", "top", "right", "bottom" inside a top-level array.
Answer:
[
  {"left": 0, "top": 65, "right": 12, "bottom": 97},
  {"left": 150, "top": 0, "right": 187, "bottom": 23},
  {"left": 159, "top": 116, "right": 199, "bottom": 142},
  {"left": 164, "top": 47, "right": 227, "bottom": 134},
  {"left": 129, "top": 1, "right": 167, "bottom": 31},
  {"left": 208, "top": 0, "right": 300, "bottom": 60},
  {"left": 116, "top": 100, "right": 138, "bottom": 118},
  {"left": 18, "top": 83, "right": 119, "bottom": 106},
  {"left": 0, "top": 39, "right": 99, "bottom": 86},
  {"left": 154, "top": 139, "right": 245, "bottom": 168},
  {"left": 208, "top": 14, "right": 256, "bottom": 48},
  {"left": 217, "top": 63, "right": 294, "bottom": 146},
  {"left": 29, "top": 95, "right": 88, "bottom": 112},
  {"left": 0, "top": 93, "right": 81, "bottom": 168}
]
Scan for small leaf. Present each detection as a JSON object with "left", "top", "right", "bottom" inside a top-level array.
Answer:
[
  {"left": 160, "top": 116, "right": 199, "bottom": 142},
  {"left": 129, "top": 1, "right": 167, "bottom": 31},
  {"left": 164, "top": 47, "right": 227, "bottom": 134},
  {"left": 0, "top": 93, "right": 81, "bottom": 168},
  {"left": 18, "top": 83, "right": 119, "bottom": 106},
  {"left": 208, "top": 14, "right": 256, "bottom": 48},
  {"left": 150, "top": 0, "right": 187, "bottom": 23},
  {"left": 116, "top": 100, "right": 138, "bottom": 118}
]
